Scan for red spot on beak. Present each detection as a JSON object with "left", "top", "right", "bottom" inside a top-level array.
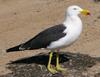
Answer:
[{"left": 87, "top": 12, "right": 91, "bottom": 15}]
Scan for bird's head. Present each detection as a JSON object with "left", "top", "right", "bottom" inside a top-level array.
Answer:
[{"left": 67, "top": 5, "right": 90, "bottom": 16}]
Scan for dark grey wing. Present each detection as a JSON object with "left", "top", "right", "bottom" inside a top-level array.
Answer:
[{"left": 20, "top": 24, "right": 66, "bottom": 50}]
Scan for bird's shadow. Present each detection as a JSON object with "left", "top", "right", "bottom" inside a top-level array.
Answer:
[{"left": 10, "top": 52, "right": 70, "bottom": 66}]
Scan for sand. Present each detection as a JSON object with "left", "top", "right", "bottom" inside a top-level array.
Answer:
[{"left": 0, "top": 0, "right": 100, "bottom": 76}]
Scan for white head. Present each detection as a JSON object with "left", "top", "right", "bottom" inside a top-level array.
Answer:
[{"left": 66, "top": 5, "right": 90, "bottom": 16}]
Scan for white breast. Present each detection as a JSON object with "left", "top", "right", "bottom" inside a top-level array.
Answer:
[{"left": 47, "top": 16, "right": 82, "bottom": 49}]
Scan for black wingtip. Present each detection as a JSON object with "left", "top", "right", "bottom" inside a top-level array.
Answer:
[{"left": 6, "top": 45, "right": 21, "bottom": 52}]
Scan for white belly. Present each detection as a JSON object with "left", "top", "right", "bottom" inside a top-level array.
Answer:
[{"left": 47, "top": 24, "right": 82, "bottom": 49}]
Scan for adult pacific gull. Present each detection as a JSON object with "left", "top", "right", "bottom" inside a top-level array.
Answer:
[{"left": 6, "top": 5, "right": 90, "bottom": 74}]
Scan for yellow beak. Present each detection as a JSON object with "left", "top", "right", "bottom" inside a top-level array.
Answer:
[{"left": 81, "top": 9, "right": 90, "bottom": 15}]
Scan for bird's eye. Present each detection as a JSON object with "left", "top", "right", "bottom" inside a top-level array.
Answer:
[{"left": 73, "top": 8, "right": 77, "bottom": 10}]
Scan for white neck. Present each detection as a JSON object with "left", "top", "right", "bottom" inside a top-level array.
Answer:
[{"left": 63, "top": 14, "right": 82, "bottom": 27}]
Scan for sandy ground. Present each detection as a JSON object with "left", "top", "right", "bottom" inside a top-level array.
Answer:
[{"left": 0, "top": 0, "right": 100, "bottom": 76}]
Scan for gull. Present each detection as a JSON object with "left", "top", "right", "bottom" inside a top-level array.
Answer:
[{"left": 6, "top": 5, "right": 90, "bottom": 74}]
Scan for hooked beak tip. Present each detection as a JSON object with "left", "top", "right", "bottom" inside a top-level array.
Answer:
[{"left": 81, "top": 9, "right": 91, "bottom": 16}]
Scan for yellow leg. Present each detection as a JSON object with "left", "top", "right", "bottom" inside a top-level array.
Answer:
[
  {"left": 56, "top": 52, "right": 67, "bottom": 72},
  {"left": 47, "top": 52, "right": 57, "bottom": 74}
]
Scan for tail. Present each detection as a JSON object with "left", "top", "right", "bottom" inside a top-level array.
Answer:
[
  {"left": 6, "top": 37, "right": 39, "bottom": 52},
  {"left": 6, "top": 44, "right": 22, "bottom": 52}
]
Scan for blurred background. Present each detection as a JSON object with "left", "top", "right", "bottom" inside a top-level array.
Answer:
[{"left": 0, "top": 0, "right": 100, "bottom": 75}]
